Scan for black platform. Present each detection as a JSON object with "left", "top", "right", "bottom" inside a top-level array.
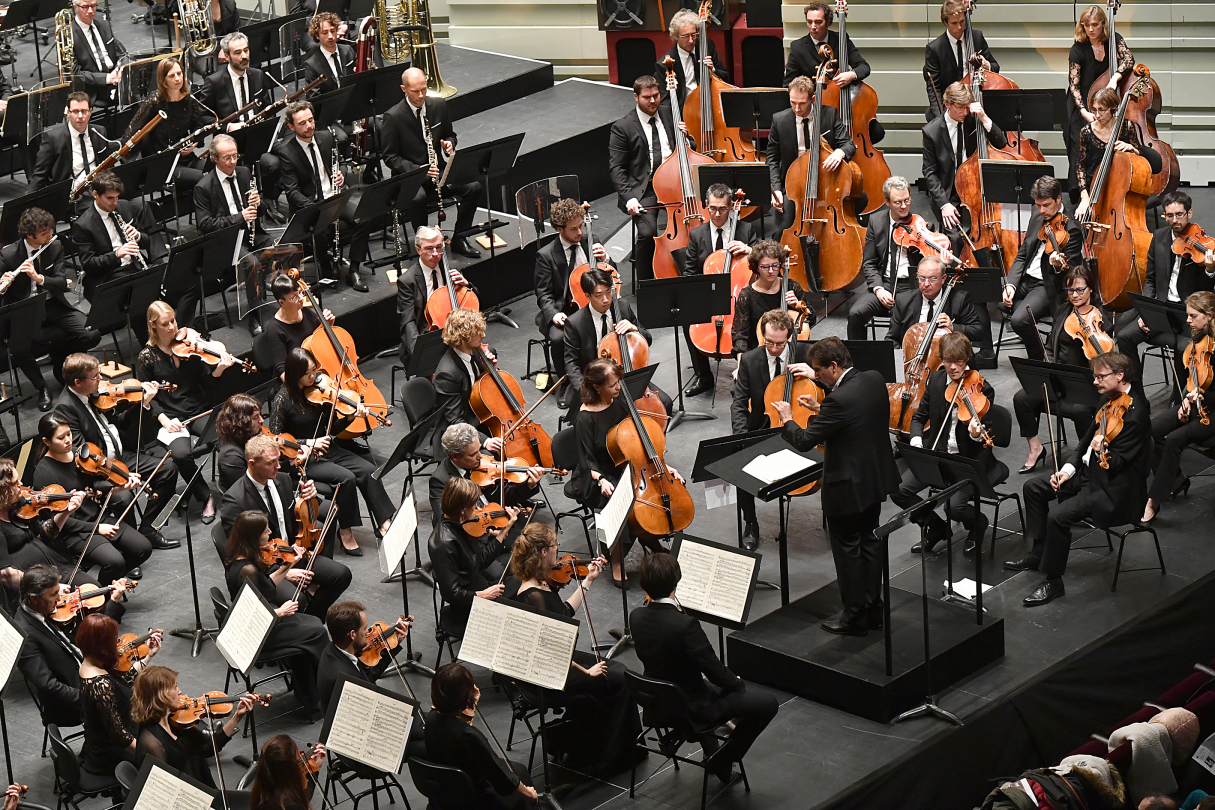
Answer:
[
  {"left": 439, "top": 43, "right": 555, "bottom": 121},
  {"left": 728, "top": 583, "right": 1005, "bottom": 723}
]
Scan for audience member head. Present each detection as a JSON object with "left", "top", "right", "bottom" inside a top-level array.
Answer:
[{"left": 1138, "top": 797, "right": 1177, "bottom": 810}]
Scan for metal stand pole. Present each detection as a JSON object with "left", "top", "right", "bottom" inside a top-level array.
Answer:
[
  {"left": 169, "top": 465, "right": 218, "bottom": 656},
  {"left": 395, "top": 524, "right": 434, "bottom": 677},
  {"left": 666, "top": 317, "right": 714, "bottom": 431}
]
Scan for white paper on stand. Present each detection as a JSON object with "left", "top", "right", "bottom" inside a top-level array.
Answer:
[
  {"left": 741, "top": 448, "right": 815, "bottom": 484},
  {"left": 594, "top": 466, "right": 634, "bottom": 549},
  {"left": 379, "top": 490, "right": 417, "bottom": 576}
]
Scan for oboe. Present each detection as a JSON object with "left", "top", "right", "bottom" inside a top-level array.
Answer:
[
  {"left": 112, "top": 211, "right": 149, "bottom": 271},
  {"left": 328, "top": 129, "right": 341, "bottom": 269},
  {"left": 420, "top": 109, "right": 446, "bottom": 223}
]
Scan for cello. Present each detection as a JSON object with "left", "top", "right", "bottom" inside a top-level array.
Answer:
[
  {"left": 425, "top": 259, "right": 481, "bottom": 330},
  {"left": 754, "top": 244, "right": 812, "bottom": 345},
  {"left": 763, "top": 318, "right": 824, "bottom": 496},
  {"left": 779, "top": 46, "right": 865, "bottom": 293},
  {"left": 568, "top": 202, "right": 620, "bottom": 309},
  {"left": 819, "top": 0, "right": 890, "bottom": 215},
  {"left": 468, "top": 345, "right": 555, "bottom": 468},
  {"left": 681, "top": 0, "right": 755, "bottom": 163},
  {"left": 689, "top": 189, "right": 750, "bottom": 359},
  {"left": 1078, "top": 67, "right": 1153, "bottom": 310},
  {"left": 652, "top": 56, "right": 713, "bottom": 280},
  {"left": 887, "top": 268, "right": 968, "bottom": 433},
  {"left": 598, "top": 288, "right": 669, "bottom": 432}
]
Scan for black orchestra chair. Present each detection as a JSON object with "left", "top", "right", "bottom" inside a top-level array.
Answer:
[
  {"left": 550, "top": 427, "right": 595, "bottom": 557},
  {"left": 624, "top": 670, "right": 750, "bottom": 810},
  {"left": 427, "top": 529, "right": 463, "bottom": 670},
  {"left": 491, "top": 673, "right": 545, "bottom": 772},
  {"left": 395, "top": 376, "right": 441, "bottom": 501},
  {"left": 524, "top": 335, "right": 553, "bottom": 383},
  {"left": 406, "top": 757, "right": 480, "bottom": 810},
  {"left": 324, "top": 750, "right": 413, "bottom": 810},
  {"left": 1096, "top": 518, "right": 1166, "bottom": 591},
  {"left": 250, "top": 332, "right": 279, "bottom": 394},
  {"left": 114, "top": 760, "right": 139, "bottom": 799},
  {"left": 46, "top": 723, "right": 123, "bottom": 810}
]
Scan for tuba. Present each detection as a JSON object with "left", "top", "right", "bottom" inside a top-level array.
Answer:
[
  {"left": 375, "top": 0, "right": 455, "bottom": 97},
  {"left": 178, "top": 0, "right": 216, "bottom": 57},
  {"left": 54, "top": 8, "right": 74, "bottom": 86}
]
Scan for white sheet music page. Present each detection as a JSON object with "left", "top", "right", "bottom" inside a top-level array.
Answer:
[
  {"left": 131, "top": 763, "right": 215, "bottom": 810},
  {"left": 326, "top": 680, "right": 414, "bottom": 773},
  {"left": 379, "top": 489, "right": 417, "bottom": 576},
  {"left": 741, "top": 448, "right": 815, "bottom": 484},
  {"left": 0, "top": 611, "right": 23, "bottom": 688},
  {"left": 675, "top": 539, "right": 756, "bottom": 624},
  {"left": 459, "top": 597, "right": 577, "bottom": 691},
  {"left": 215, "top": 582, "right": 275, "bottom": 674},
  {"left": 594, "top": 466, "right": 634, "bottom": 550}
]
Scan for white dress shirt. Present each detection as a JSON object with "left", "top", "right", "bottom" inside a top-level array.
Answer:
[
  {"left": 248, "top": 470, "right": 289, "bottom": 539},
  {"left": 215, "top": 167, "right": 242, "bottom": 215},
  {"left": 636, "top": 108, "right": 673, "bottom": 165},
  {"left": 321, "top": 45, "right": 342, "bottom": 79},
  {"left": 77, "top": 19, "right": 113, "bottom": 70},
  {"left": 1027, "top": 243, "right": 1046, "bottom": 281},
  {"left": 228, "top": 66, "right": 254, "bottom": 120},
  {"left": 454, "top": 348, "right": 477, "bottom": 386},
  {"left": 296, "top": 136, "right": 334, "bottom": 198},
  {"left": 558, "top": 235, "right": 585, "bottom": 271},
  {"left": 69, "top": 127, "right": 96, "bottom": 181},
  {"left": 919, "top": 294, "right": 942, "bottom": 326},
  {"left": 70, "top": 387, "right": 123, "bottom": 456},
  {"left": 591, "top": 305, "right": 614, "bottom": 339},
  {"left": 94, "top": 202, "right": 133, "bottom": 266},
  {"left": 795, "top": 114, "right": 814, "bottom": 157},
  {"left": 679, "top": 47, "right": 698, "bottom": 92}
]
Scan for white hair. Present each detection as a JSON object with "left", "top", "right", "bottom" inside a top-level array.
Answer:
[
  {"left": 882, "top": 175, "right": 910, "bottom": 201},
  {"left": 414, "top": 226, "right": 443, "bottom": 249},
  {"left": 208, "top": 134, "right": 237, "bottom": 161},
  {"left": 668, "top": 9, "right": 698, "bottom": 39},
  {"left": 441, "top": 423, "right": 478, "bottom": 456}
]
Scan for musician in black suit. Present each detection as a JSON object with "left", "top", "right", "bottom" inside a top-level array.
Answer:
[
  {"left": 922, "top": 80, "right": 1007, "bottom": 235},
  {"left": 29, "top": 92, "right": 116, "bottom": 191},
  {"left": 783, "top": 1, "right": 870, "bottom": 89},
  {"left": 886, "top": 257, "right": 984, "bottom": 346},
  {"left": 653, "top": 8, "right": 729, "bottom": 110},
  {"left": 847, "top": 177, "right": 926, "bottom": 340},
  {"left": 71, "top": 172, "right": 165, "bottom": 302},
  {"left": 381, "top": 67, "right": 482, "bottom": 258},
  {"left": 1115, "top": 191, "right": 1215, "bottom": 381},
  {"left": 430, "top": 308, "right": 501, "bottom": 460},
  {"left": 923, "top": 0, "right": 999, "bottom": 120},
  {"left": 428, "top": 423, "right": 542, "bottom": 536},
  {"left": 317, "top": 601, "right": 413, "bottom": 713},
  {"left": 303, "top": 13, "right": 356, "bottom": 156},
  {"left": 681, "top": 183, "right": 756, "bottom": 396},
  {"left": 1, "top": 209, "right": 100, "bottom": 411},
  {"left": 1007, "top": 351, "right": 1150, "bottom": 607},
  {"left": 70, "top": 0, "right": 124, "bottom": 108},
  {"left": 608, "top": 74, "right": 685, "bottom": 283},
  {"left": 631, "top": 553, "right": 778, "bottom": 784},
  {"left": 1002, "top": 176, "right": 1083, "bottom": 361},
  {"left": 894, "top": 332, "right": 1011, "bottom": 555},
  {"left": 15, "top": 566, "right": 85, "bottom": 729},
  {"left": 767, "top": 75, "right": 857, "bottom": 229},
  {"left": 730, "top": 311, "right": 811, "bottom": 550},
  {"left": 771, "top": 337, "right": 900, "bottom": 635},
  {"left": 397, "top": 226, "right": 470, "bottom": 369}
]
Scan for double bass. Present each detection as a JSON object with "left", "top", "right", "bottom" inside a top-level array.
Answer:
[
  {"left": 652, "top": 56, "right": 712, "bottom": 280},
  {"left": 689, "top": 189, "right": 751, "bottom": 359},
  {"left": 779, "top": 45, "right": 865, "bottom": 293},
  {"left": 1078, "top": 67, "right": 1154, "bottom": 310},
  {"left": 681, "top": 0, "right": 755, "bottom": 163},
  {"left": 819, "top": 0, "right": 890, "bottom": 214}
]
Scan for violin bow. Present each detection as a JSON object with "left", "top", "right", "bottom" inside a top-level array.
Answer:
[
  {"left": 291, "top": 485, "right": 341, "bottom": 603},
  {"left": 1042, "top": 383, "right": 1060, "bottom": 475},
  {"left": 67, "top": 488, "right": 115, "bottom": 586},
  {"left": 181, "top": 407, "right": 215, "bottom": 426},
  {"left": 203, "top": 699, "right": 233, "bottom": 810},
  {"left": 299, "top": 743, "right": 340, "bottom": 810},
  {"left": 931, "top": 380, "right": 968, "bottom": 452},
  {"left": 499, "top": 375, "right": 568, "bottom": 442},
  {"left": 109, "top": 452, "right": 173, "bottom": 529},
  {"left": 568, "top": 558, "right": 604, "bottom": 664},
  {"left": 473, "top": 705, "right": 560, "bottom": 808},
  {"left": 379, "top": 616, "right": 427, "bottom": 729},
  {"left": 1024, "top": 306, "right": 1050, "bottom": 360}
]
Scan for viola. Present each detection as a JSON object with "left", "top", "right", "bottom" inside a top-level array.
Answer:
[
  {"left": 171, "top": 328, "right": 255, "bottom": 373},
  {"left": 943, "top": 369, "right": 994, "bottom": 448},
  {"left": 652, "top": 55, "right": 711, "bottom": 280},
  {"left": 461, "top": 503, "right": 528, "bottom": 538},
  {"left": 115, "top": 628, "right": 160, "bottom": 672},
  {"left": 888, "top": 269, "right": 967, "bottom": 433},
  {"left": 549, "top": 554, "right": 592, "bottom": 586},
  {"left": 425, "top": 258, "right": 480, "bottom": 330},
  {"left": 13, "top": 484, "right": 95, "bottom": 521},
  {"left": 259, "top": 541, "right": 306, "bottom": 568},
  {"left": 569, "top": 202, "right": 620, "bottom": 309},
  {"left": 468, "top": 346, "right": 555, "bottom": 468},
  {"left": 1095, "top": 391, "right": 1134, "bottom": 469},
  {"left": 690, "top": 190, "right": 751, "bottom": 359},
  {"left": 173, "top": 692, "right": 270, "bottom": 726},
  {"left": 681, "top": 0, "right": 755, "bottom": 164},
  {"left": 358, "top": 615, "right": 414, "bottom": 667},
  {"left": 1064, "top": 306, "right": 1116, "bottom": 359},
  {"left": 76, "top": 442, "right": 134, "bottom": 487},
  {"left": 91, "top": 379, "right": 177, "bottom": 411},
  {"left": 306, "top": 373, "right": 391, "bottom": 428},
  {"left": 1172, "top": 223, "right": 1215, "bottom": 264},
  {"left": 467, "top": 456, "right": 564, "bottom": 488},
  {"left": 891, "top": 214, "right": 961, "bottom": 268},
  {"left": 1183, "top": 334, "right": 1213, "bottom": 426},
  {"left": 260, "top": 425, "right": 309, "bottom": 466},
  {"left": 51, "top": 578, "right": 137, "bottom": 625}
]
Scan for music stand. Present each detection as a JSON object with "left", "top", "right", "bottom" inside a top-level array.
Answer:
[
  {"left": 0, "top": 0, "right": 59, "bottom": 83},
  {"left": 86, "top": 265, "right": 165, "bottom": 348},
  {"left": 310, "top": 85, "right": 357, "bottom": 132},
  {"left": 719, "top": 88, "right": 789, "bottom": 135},
  {"left": 982, "top": 88, "right": 1065, "bottom": 136},
  {"left": 0, "top": 181, "right": 70, "bottom": 244},
  {"left": 978, "top": 160, "right": 1055, "bottom": 250},
  {"left": 232, "top": 119, "right": 281, "bottom": 171},
  {"left": 108, "top": 150, "right": 177, "bottom": 201},
  {"left": 350, "top": 169, "right": 428, "bottom": 271},
  {"left": 338, "top": 63, "right": 408, "bottom": 117},
  {"left": 695, "top": 162, "right": 773, "bottom": 234},
  {"left": 1010, "top": 356, "right": 1101, "bottom": 411},
  {"left": 241, "top": 12, "right": 308, "bottom": 72},
  {"left": 0, "top": 293, "right": 46, "bottom": 401},
  {"left": 280, "top": 192, "right": 350, "bottom": 277},
  {"left": 705, "top": 432, "right": 822, "bottom": 605},
  {"left": 1129, "top": 293, "right": 1187, "bottom": 343},
  {"left": 637, "top": 275, "right": 731, "bottom": 430},
  {"left": 959, "top": 266, "right": 1005, "bottom": 306},
  {"left": 405, "top": 329, "right": 449, "bottom": 379},
  {"left": 373, "top": 419, "right": 442, "bottom": 587},
  {"left": 842, "top": 339, "right": 898, "bottom": 383},
  {"left": 164, "top": 225, "right": 244, "bottom": 331}
]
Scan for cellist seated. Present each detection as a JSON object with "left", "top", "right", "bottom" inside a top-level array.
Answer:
[
  {"left": 563, "top": 268, "right": 672, "bottom": 416},
  {"left": 886, "top": 257, "right": 983, "bottom": 345},
  {"left": 892, "top": 333, "right": 1010, "bottom": 556}
]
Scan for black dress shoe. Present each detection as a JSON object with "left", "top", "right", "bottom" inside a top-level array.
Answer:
[
  {"left": 741, "top": 520, "right": 759, "bottom": 551},
  {"left": 143, "top": 528, "right": 180, "bottom": 550},
  {"left": 450, "top": 237, "right": 481, "bottom": 258},
  {"left": 1023, "top": 578, "right": 1065, "bottom": 607},
  {"left": 346, "top": 269, "right": 369, "bottom": 293},
  {"left": 972, "top": 351, "right": 998, "bottom": 370},
  {"left": 867, "top": 603, "right": 884, "bottom": 629},
  {"left": 910, "top": 516, "right": 948, "bottom": 554},
  {"left": 1003, "top": 555, "right": 1039, "bottom": 572},
  {"left": 821, "top": 611, "right": 867, "bottom": 636},
  {"left": 262, "top": 201, "right": 286, "bottom": 225},
  {"left": 963, "top": 513, "right": 989, "bottom": 555},
  {"left": 341, "top": 542, "right": 364, "bottom": 557},
  {"left": 682, "top": 374, "right": 713, "bottom": 397},
  {"left": 37, "top": 388, "right": 52, "bottom": 412},
  {"left": 126, "top": 567, "right": 143, "bottom": 580},
  {"left": 248, "top": 319, "right": 263, "bottom": 338}
]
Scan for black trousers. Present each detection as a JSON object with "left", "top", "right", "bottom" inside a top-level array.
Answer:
[
  {"left": 824, "top": 501, "right": 884, "bottom": 616},
  {"left": 701, "top": 686, "right": 779, "bottom": 766},
  {"left": 14, "top": 303, "right": 101, "bottom": 391},
  {"left": 164, "top": 419, "right": 214, "bottom": 505},
  {"left": 273, "top": 554, "right": 351, "bottom": 620},
  {"left": 891, "top": 466, "right": 984, "bottom": 531},
  {"left": 409, "top": 179, "right": 483, "bottom": 238},
  {"left": 326, "top": 441, "right": 395, "bottom": 528},
  {"left": 1006, "top": 280, "right": 1054, "bottom": 361},
  {"left": 846, "top": 278, "right": 916, "bottom": 340},
  {"left": 633, "top": 194, "right": 659, "bottom": 283},
  {"left": 62, "top": 524, "right": 152, "bottom": 584},
  {"left": 263, "top": 612, "right": 329, "bottom": 713},
  {"left": 682, "top": 324, "right": 714, "bottom": 381},
  {"left": 1022, "top": 470, "right": 1101, "bottom": 578},
  {"left": 1115, "top": 309, "right": 1188, "bottom": 385},
  {"left": 1013, "top": 386, "right": 1094, "bottom": 441},
  {"left": 1148, "top": 408, "right": 1215, "bottom": 504},
  {"left": 544, "top": 321, "right": 566, "bottom": 392}
]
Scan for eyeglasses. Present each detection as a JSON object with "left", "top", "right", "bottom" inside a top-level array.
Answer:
[
  {"left": 1093, "top": 370, "right": 1117, "bottom": 381},
  {"left": 763, "top": 340, "right": 788, "bottom": 349},
  {"left": 757, "top": 263, "right": 781, "bottom": 271},
  {"left": 917, "top": 276, "right": 942, "bottom": 284},
  {"left": 707, "top": 206, "right": 730, "bottom": 213},
  {"left": 76, "top": 3, "right": 97, "bottom": 8},
  {"left": 1164, "top": 211, "right": 1189, "bottom": 220},
  {"left": 1064, "top": 286, "right": 1089, "bottom": 294}
]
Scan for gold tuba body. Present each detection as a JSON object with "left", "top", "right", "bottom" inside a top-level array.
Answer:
[
  {"left": 178, "top": 0, "right": 216, "bottom": 57},
  {"left": 54, "top": 8, "right": 75, "bottom": 86},
  {"left": 375, "top": 0, "right": 455, "bottom": 97}
]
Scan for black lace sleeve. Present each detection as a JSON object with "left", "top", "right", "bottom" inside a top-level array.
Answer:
[
  {"left": 122, "top": 98, "right": 159, "bottom": 142},
  {"left": 83, "top": 673, "right": 136, "bottom": 749},
  {"left": 732, "top": 286, "right": 755, "bottom": 356},
  {"left": 1068, "top": 45, "right": 1085, "bottom": 109},
  {"left": 267, "top": 389, "right": 291, "bottom": 435},
  {"left": 1076, "top": 126, "right": 1096, "bottom": 193},
  {"left": 1114, "top": 34, "right": 1133, "bottom": 77}
]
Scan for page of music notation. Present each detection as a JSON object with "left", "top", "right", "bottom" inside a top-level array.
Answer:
[
  {"left": 379, "top": 490, "right": 417, "bottom": 576},
  {"left": 459, "top": 597, "right": 578, "bottom": 691},
  {"left": 595, "top": 465, "right": 634, "bottom": 550},
  {"left": 675, "top": 538, "right": 757, "bottom": 625},
  {"left": 131, "top": 764, "right": 215, "bottom": 810},
  {"left": 0, "top": 610, "right": 24, "bottom": 687},
  {"left": 215, "top": 582, "right": 276, "bottom": 675},
  {"left": 326, "top": 680, "right": 414, "bottom": 773}
]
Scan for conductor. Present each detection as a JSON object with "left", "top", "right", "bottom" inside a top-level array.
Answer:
[{"left": 770, "top": 337, "right": 899, "bottom": 636}]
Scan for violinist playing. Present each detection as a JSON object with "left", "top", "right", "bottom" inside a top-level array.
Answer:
[
  {"left": 1012, "top": 267, "right": 1111, "bottom": 474},
  {"left": 508, "top": 523, "right": 641, "bottom": 775},
  {"left": 1116, "top": 191, "right": 1215, "bottom": 383},
  {"left": 265, "top": 273, "right": 338, "bottom": 380},
  {"left": 429, "top": 423, "right": 543, "bottom": 537},
  {"left": 731, "top": 311, "right": 812, "bottom": 550},
  {"left": 271, "top": 348, "right": 396, "bottom": 555},
  {"left": 215, "top": 394, "right": 284, "bottom": 492},
  {"left": 848, "top": 177, "right": 923, "bottom": 341},
  {"left": 1003, "top": 176, "right": 1084, "bottom": 362},
  {"left": 1142, "top": 291, "right": 1215, "bottom": 524},
  {"left": 140, "top": 301, "right": 238, "bottom": 526},
  {"left": 249, "top": 734, "right": 327, "bottom": 810},
  {"left": 317, "top": 601, "right": 414, "bottom": 716},
  {"left": 430, "top": 309, "right": 501, "bottom": 460},
  {"left": 886, "top": 256, "right": 983, "bottom": 345},
  {"left": 430, "top": 477, "right": 516, "bottom": 635},
  {"left": 893, "top": 333, "right": 1011, "bottom": 556},
  {"left": 32, "top": 413, "right": 153, "bottom": 584},
  {"left": 1007, "top": 352, "right": 1149, "bottom": 607},
  {"left": 681, "top": 183, "right": 757, "bottom": 398},
  {"left": 132, "top": 665, "right": 257, "bottom": 789},
  {"left": 731, "top": 241, "right": 814, "bottom": 367}
]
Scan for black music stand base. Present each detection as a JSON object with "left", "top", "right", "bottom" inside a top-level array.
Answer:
[
  {"left": 605, "top": 555, "right": 633, "bottom": 660},
  {"left": 735, "top": 502, "right": 778, "bottom": 591},
  {"left": 394, "top": 556, "right": 434, "bottom": 677}
]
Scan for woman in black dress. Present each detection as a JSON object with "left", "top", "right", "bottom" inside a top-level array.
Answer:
[
  {"left": 431, "top": 477, "right": 516, "bottom": 632},
  {"left": 250, "top": 734, "right": 326, "bottom": 810},
  {"left": 1066, "top": 5, "right": 1134, "bottom": 197},
  {"left": 215, "top": 393, "right": 268, "bottom": 492},
  {"left": 132, "top": 665, "right": 256, "bottom": 788},
  {"left": 76, "top": 613, "right": 163, "bottom": 777},
  {"left": 270, "top": 347, "right": 395, "bottom": 554},
  {"left": 1074, "top": 87, "right": 1162, "bottom": 221},
  {"left": 140, "top": 301, "right": 241, "bottom": 523},
  {"left": 0, "top": 457, "right": 91, "bottom": 586},
  {"left": 32, "top": 413, "right": 152, "bottom": 584},
  {"left": 122, "top": 57, "right": 215, "bottom": 196},
  {"left": 264, "top": 273, "right": 336, "bottom": 380},
  {"left": 223, "top": 510, "right": 330, "bottom": 718},
  {"left": 730, "top": 240, "right": 813, "bottom": 362}
]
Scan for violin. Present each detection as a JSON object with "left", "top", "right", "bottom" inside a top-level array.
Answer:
[
  {"left": 1095, "top": 391, "right": 1134, "bottom": 470},
  {"left": 651, "top": 55, "right": 711, "bottom": 280},
  {"left": 305, "top": 373, "right": 391, "bottom": 428},
  {"left": 689, "top": 189, "right": 751, "bottom": 359},
  {"left": 260, "top": 425, "right": 309, "bottom": 466},
  {"left": 1038, "top": 211, "right": 1072, "bottom": 271},
  {"left": 425, "top": 259, "right": 481, "bottom": 331},
  {"left": 51, "top": 578, "right": 137, "bottom": 625},
  {"left": 1183, "top": 334, "right": 1213, "bottom": 426},
  {"left": 115, "top": 628, "right": 161, "bottom": 672},
  {"left": 173, "top": 692, "right": 270, "bottom": 726},
  {"left": 461, "top": 503, "right": 530, "bottom": 538},
  {"left": 260, "top": 541, "right": 307, "bottom": 568},
  {"left": 91, "top": 379, "right": 177, "bottom": 411},
  {"left": 76, "top": 442, "right": 134, "bottom": 487},
  {"left": 358, "top": 615, "right": 414, "bottom": 667},
  {"left": 467, "top": 456, "right": 564, "bottom": 488},
  {"left": 293, "top": 487, "right": 324, "bottom": 551},
  {"left": 549, "top": 554, "right": 592, "bottom": 586},
  {"left": 13, "top": 484, "right": 95, "bottom": 520},
  {"left": 943, "top": 369, "right": 994, "bottom": 448},
  {"left": 891, "top": 215, "right": 961, "bottom": 268},
  {"left": 569, "top": 202, "right": 620, "bottom": 309},
  {"left": 171, "top": 328, "right": 255, "bottom": 373},
  {"left": 468, "top": 345, "right": 555, "bottom": 468},
  {"left": 1064, "top": 306, "right": 1116, "bottom": 359},
  {"left": 1172, "top": 223, "right": 1215, "bottom": 264}
]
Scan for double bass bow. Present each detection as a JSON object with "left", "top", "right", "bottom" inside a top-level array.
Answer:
[
  {"left": 689, "top": 189, "right": 751, "bottom": 359},
  {"left": 681, "top": 0, "right": 754, "bottom": 163},
  {"left": 652, "top": 55, "right": 712, "bottom": 280}
]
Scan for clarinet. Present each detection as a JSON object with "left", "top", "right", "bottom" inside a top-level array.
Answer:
[
  {"left": 112, "top": 211, "right": 149, "bottom": 271},
  {"left": 328, "top": 129, "right": 341, "bottom": 269},
  {"left": 420, "top": 110, "right": 446, "bottom": 223},
  {"left": 247, "top": 165, "right": 259, "bottom": 251}
]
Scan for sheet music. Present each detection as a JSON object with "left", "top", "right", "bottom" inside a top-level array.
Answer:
[
  {"left": 594, "top": 466, "right": 634, "bottom": 550},
  {"left": 0, "top": 611, "right": 23, "bottom": 687},
  {"left": 131, "top": 763, "right": 215, "bottom": 810},
  {"left": 156, "top": 426, "right": 198, "bottom": 450},
  {"left": 215, "top": 583, "right": 275, "bottom": 674},
  {"left": 459, "top": 597, "right": 577, "bottom": 691},
  {"left": 741, "top": 449, "right": 816, "bottom": 484},
  {"left": 675, "top": 539, "right": 756, "bottom": 624},
  {"left": 379, "top": 490, "right": 417, "bottom": 576},
  {"left": 326, "top": 680, "right": 414, "bottom": 773}
]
